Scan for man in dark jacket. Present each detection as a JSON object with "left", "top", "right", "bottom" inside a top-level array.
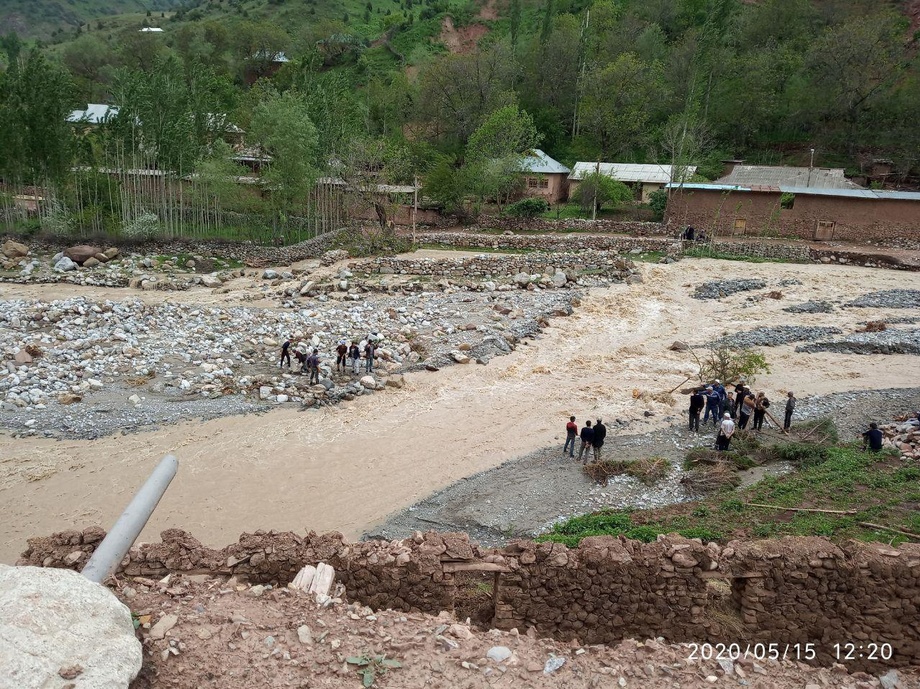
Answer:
[
  {"left": 591, "top": 419, "right": 607, "bottom": 463},
  {"left": 703, "top": 387, "right": 720, "bottom": 426},
  {"left": 280, "top": 338, "right": 292, "bottom": 369},
  {"left": 689, "top": 389, "right": 704, "bottom": 432},
  {"left": 577, "top": 420, "right": 594, "bottom": 464},
  {"left": 862, "top": 422, "right": 884, "bottom": 452},
  {"left": 784, "top": 391, "right": 796, "bottom": 431}
]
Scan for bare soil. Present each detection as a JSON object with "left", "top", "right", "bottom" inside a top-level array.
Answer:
[{"left": 124, "top": 576, "right": 920, "bottom": 689}]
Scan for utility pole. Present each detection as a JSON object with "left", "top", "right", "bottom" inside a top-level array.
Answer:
[
  {"left": 412, "top": 175, "right": 418, "bottom": 244},
  {"left": 807, "top": 148, "right": 815, "bottom": 188},
  {"left": 591, "top": 160, "right": 600, "bottom": 221}
]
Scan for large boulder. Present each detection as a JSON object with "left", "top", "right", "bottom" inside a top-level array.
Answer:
[
  {"left": 0, "top": 564, "right": 142, "bottom": 689},
  {"left": 54, "top": 256, "right": 77, "bottom": 272},
  {"left": 2, "top": 240, "right": 28, "bottom": 259},
  {"left": 63, "top": 245, "right": 102, "bottom": 265}
]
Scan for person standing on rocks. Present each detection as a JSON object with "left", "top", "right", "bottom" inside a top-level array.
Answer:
[
  {"left": 738, "top": 391, "right": 755, "bottom": 430},
  {"left": 753, "top": 392, "right": 770, "bottom": 431},
  {"left": 717, "top": 412, "right": 735, "bottom": 451},
  {"left": 578, "top": 420, "right": 594, "bottom": 464},
  {"left": 335, "top": 341, "right": 348, "bottom": 373},
  {"left": 349, "top": 341, "right": 361, "bottom": 375},
  {"left": 592, "top": 418, "right": 607, "bottom": 463},
  {"left": 726, "top": 391, "right": 736, "bottom": 419},
  {"left": 703, "top": 386, "right": 720, "bottom": 426},
  {"left": 364, "top": 340, "right": 376, "bottom": 373},
  {"left": 733, "top": 382, "right": 746, "bottom": 416},
  {"left": 563, "top": 416, "right": 578, "bottom": 457},
  {"left": 308, "top": 349, "right": 320, "bottom": 385},
  {"left": 689, "top": 389, "right": 704, "bottom": 432},
  {"left": 280, "top": 338, "right": 292, "bottom": 369},
  {"left": 713, "top": 379, "right": 727, "bottom": 417},
  {"left": 784, "top": 391, "right": 796, "bottom": 431}
]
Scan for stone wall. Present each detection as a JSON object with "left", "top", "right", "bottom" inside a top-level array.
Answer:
[
  {"left": 412, "top": 231, "right": 680, "bottom": 255},
  {"left": 19, "top": 529, "right": 920, "bottom": 672},
  {"left": 361, "top": 250, "right": 640, "bottom": 281},
  {"left": 470, "top": 216, "right": 670, "bottom": 235}
]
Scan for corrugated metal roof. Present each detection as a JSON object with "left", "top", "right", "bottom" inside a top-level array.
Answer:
[
  {"left": 716, "top": 165, "right": 863, "bottom": 189},
  {"left": 67, "top": 104, "right": 119, "bottom": 124},
  {"left": 667, "top": 183, "right": 920, "bottom": 201},
  {"left": 569, "top": 162, "right": 696, "bottom": 184},
  {"left": 519, "top": 149, "right": 570, "bottom": 175}
]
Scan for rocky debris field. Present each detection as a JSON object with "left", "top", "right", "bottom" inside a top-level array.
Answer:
[
  {"left": 796, "top": 330, "right": 920, "bottom": 356},
  {"left": 0, "top": 287, "right": 573, "bottom": 439},
  {"left": 692, "top": 279, "right": 767, "bottom": 300},
  {"left": 846, "top": 290, "right": 920, "bottom": 309},
  {"left": 370, "top": 388, "right": 920, "bottom": 547},
  {"left": 713, "top": 325, "right": 844, "bottom": 348},
  {"left": 119, "top": 575, "right": 918, "bottom": 689},
  {"left": 782, "top": 300, "right": 836, "bottom": 314}
]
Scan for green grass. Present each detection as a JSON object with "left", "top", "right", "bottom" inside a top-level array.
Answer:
[
  {"left": 540, "top": 441, "right": 919, "bottom": 548},
  {"left": 681, "top": 246, "right": 804, "bottom": 264}
]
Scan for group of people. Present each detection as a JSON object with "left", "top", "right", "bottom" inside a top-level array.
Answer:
[
  {"left": 688, "top": 380, "right": 797, "bottom": 451},
  {"left": 563, "top": 416, "right": 607, "bottom": 464},
  {"left": 279, "top": 337, "right": 379, "bottom": 381}
]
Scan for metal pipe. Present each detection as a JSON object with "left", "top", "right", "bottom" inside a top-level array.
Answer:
[{"left": 82, "top": 455, "right": 179, "bottom": 584}]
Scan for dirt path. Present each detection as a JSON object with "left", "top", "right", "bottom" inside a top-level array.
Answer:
[{"left": 2, "top": 259, "right": 919, "bottom": 564}]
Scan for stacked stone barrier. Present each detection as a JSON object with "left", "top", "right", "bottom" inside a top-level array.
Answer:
[
  {"left": 469, "top": 216, "right": 670, "bottom": 235},
  {"left": 18, "top": 529, "right": 920, "bottom": 672},
  {"left": 411, "top": 231, "right": 679, "bottom": 255}
]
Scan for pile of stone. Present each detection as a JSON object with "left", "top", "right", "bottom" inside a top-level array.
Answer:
[
  {"left": 846, "top": 289, "right": 920, "bottom": 309},
  {"left": 876, "top": 415, "right": 920, "bottom": 460},
  {"left": 692, "top": 278, "right": 767, "bottom": 300},
  {"left": 714, "top": 325, "right": 843, "bottom": 348},
  {"left": 795, "top": 329, "right": 920, "bottom": 356},
  {"left": 782, "top": 300, "right": 835, "bottom": 314}
]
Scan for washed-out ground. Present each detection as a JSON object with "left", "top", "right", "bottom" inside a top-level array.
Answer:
[{"left": 2, "top": 256, "right": 920, "bottom": 565}]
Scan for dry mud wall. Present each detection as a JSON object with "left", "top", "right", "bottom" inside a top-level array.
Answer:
[{"left": 19, "top": 530, "right": 920, "bottom": 672}]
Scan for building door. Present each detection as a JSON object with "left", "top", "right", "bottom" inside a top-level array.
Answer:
[
  {"left": 814, "top": 220, "right": 835, "bottom": 240},
  {"left": 733, "top": 218, "right": 747, "bottom": 235}
]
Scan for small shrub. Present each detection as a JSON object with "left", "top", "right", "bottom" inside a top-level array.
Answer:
[
  {"left": 681, "top": 464, "right": 741, "bottom": 494},
  {"left": 719, "top": 498, "right": 745, "bottom": 513},
  {"left": 122, "top": 213, "right": 161, "bottom": 240},
  {"left": 506, "top": 197, "right": 549, "bottom": 218},
  {"left": 626, "top": 456, "right": 671, "bottom": 485},
  {"left": 649, "top": 189, "right": 667, "bottom": 221},
  {"left": 773, "top": 441, "right": 830, "bottom": 467}
]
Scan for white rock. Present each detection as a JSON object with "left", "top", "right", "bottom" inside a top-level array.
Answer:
[
  {"left": 87, "top": 379, "right": 103, "bottom": 390},
  {"left": 127, "top": 394, "right": 141, "bottom": 405},
  {"left": 54, "top": 257, "right": 77, "bottom": 272},
  {"left": 451, "top": 351, "right": 470, "bottom": 364},
  {"left": 0, "top": 565, "right": 142, "bottom": 689},
  {"left": 487, "top": 646, "right": 512, "bottom": 662},
  {"left": 200, "top": 274, "right": 222, "bottom": 288},
  {"left": 360, "top": 375, "right": 376, "bottom": 389},
  {"left": 276, "top": 394, "right": 289, "bottom": 403},
  {"left": 262, "top": 269, "right": 278, "bottom": 279},
  {"left": 297, "top": 625, "right": 313, "bottom": 645},
  {"left": 552, "top": 271, "right": 567, "bottom": 288},
  {"left": 148, "top": 614, "right": 178, "bottom": 640},
  {"left": 259, "top": 386, "right": 272, "bottom": 400}
]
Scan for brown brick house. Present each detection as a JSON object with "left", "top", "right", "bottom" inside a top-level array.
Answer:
[
  {"left": 665, "top": 183, "right": 920, "bottom": 242},
  {"left": 518, "top": 150, "right": 571, "bottom": 204}
]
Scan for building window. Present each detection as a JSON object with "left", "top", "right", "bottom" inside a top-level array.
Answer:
[
  {"left": 780, "top": 192, "right": 795, "bottom": 209},
  {"left": 526, "top": 176, "right": 549, "bottom": 189},
  {"left": 734, "top": 218, "right": 747, "bottom": 233}
]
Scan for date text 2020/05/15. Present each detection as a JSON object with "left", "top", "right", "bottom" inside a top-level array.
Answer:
[{"left": 686, "top": 642, "right": 895, "bottom": 662}]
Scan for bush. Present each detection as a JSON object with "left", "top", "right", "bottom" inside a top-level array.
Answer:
[
  {"left": 649, "top": 189, "right": 667, "bottom": 220},
  {"left": 774, "top": 441, "right": 830, "bottom": 467},
  {"left": 122, "top": 213, "right": 161, "bottom": 240},
  {"left": 506, "top": 197, "right": 549, "bottom": 218}
]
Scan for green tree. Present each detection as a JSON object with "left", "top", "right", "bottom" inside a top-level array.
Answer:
[
  {"left": 571, "top": 171, "right": 633, "bottom": 214},
  {"left": 250, "top": 90, "right": 319, "bottom": 214}
]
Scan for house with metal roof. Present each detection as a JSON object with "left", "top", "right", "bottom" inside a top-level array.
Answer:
[
  {"left": 518, "top": 150, "right": 571, "bottom": 204},
  {"left": 664, "top": 173, "right": 920, "bottom": 242},
  {"left": 715, "top": 164, "right": 863, "bottom": 190},
  {"left": 568, "top": 162, "right": 697, "bottom": 203}
]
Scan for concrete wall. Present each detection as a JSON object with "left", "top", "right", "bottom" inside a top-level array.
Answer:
[
  {"left": 19, "top": 529, "right": 920, "bottom": 672},
  {"left": 666, "top": 188, "right": 920, "bottom": 241}
]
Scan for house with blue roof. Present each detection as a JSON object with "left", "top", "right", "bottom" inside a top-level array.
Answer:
[{"left": 665, "top": 163, "right": 920, "bottom": 242}]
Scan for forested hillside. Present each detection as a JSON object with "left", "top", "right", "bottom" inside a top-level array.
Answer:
[
  {"left": 1, "top": 0, "right": 918, "bottom": 239},
  {"left": 0, "top": 0, "right": 184, "bottom": 39}
]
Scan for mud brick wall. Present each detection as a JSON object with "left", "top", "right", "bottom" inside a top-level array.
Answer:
[
  {"left": 362, "top": 251, "right": 639, "bottom": 281},
  {"left": 17, "top": 528, "right": 480, "bottom": 615},
  {"left": 723, "top": 538, "right": 920, "bottom": 668},
  {"left": 413, "top": 231, "right": 679, "bottom": 255},
  {"left": 494, "top": 536, "right": 723, "bottom": 642}
]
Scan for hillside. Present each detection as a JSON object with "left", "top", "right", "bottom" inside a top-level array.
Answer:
[{"left": 0, "top": 0, "right": 184, "bottom": 39}]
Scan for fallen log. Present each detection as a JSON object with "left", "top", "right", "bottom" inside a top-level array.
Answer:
[
  {"left": 745, "top": 503, "right": 857, "bottom": 515},
  {"left": 858, "top": 522, "right": 920, "bottom": 540}
]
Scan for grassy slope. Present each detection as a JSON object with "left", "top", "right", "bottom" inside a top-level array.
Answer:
[
  {"left": 0, "top": 0, "right": 184, "bottom": 39},
  {"left": 541, "top": 427, "right": 920, "bottom": 548}
]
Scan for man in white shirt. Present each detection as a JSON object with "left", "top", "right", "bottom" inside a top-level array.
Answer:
[{"left": 717, "top": 412, "right": 735, "bottom": 451}]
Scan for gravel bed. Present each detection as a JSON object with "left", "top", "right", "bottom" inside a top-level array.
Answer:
[
  {"left": 846, "top": 289, "right": 920, "bottom": 309},
  {"left": 692, "top": 278, "right": 767, "bottom": 300},
  {"left": 369, "top": 387, "right": 920, "bottom": 547},
  {"left": 796, "top": 329, "right": 920, "bottom": 355},
  {"left": 783, "top": 300, "right": 836, "bottom": 314},
  {"left": 714, "top": 325, "right": 843, "bottom": 348}
]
